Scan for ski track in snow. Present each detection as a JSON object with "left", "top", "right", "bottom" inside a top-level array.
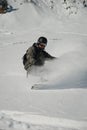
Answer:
[
  {"left": 0, "top": 30, "right": 13, "bottom": 35},
  {"left": 57, "top": 32, "right": 87, "bottom": 37},
  {"left": 0, "top": 41, "right": 28, "bottom": 48},
  {"left": 0, "top": 111, "right": 87, "bottom": 130}
]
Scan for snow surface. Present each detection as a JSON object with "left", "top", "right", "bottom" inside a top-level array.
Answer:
[{"left": 0, "top": 0, "right": 87, "bottom": 130}]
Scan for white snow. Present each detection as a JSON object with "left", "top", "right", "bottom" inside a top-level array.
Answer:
[
  {"left": 0, "top": 110, "right": 87, "bottom": 130},
  {"left": 0, "top": 0, "right": 87, "bottom": 130}
]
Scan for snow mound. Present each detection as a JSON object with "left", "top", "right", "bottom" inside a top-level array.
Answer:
[{"left": 0, "top": 110, "right": 87, "bottom": 130}]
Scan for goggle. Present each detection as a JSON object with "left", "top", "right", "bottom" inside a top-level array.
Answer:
[{"left": 39, "top": 43, "right": 46, "bottom": 48}]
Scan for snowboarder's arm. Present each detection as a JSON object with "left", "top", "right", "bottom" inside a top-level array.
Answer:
[{"left": 44, "top": 51, "right": 56, "bottom": 60}]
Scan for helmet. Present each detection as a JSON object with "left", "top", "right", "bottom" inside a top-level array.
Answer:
[{"left": 37, "top": 37, "right": 47, "bottom": 45}]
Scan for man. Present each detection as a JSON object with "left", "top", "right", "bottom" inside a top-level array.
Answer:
[
  {"left": 23, "top": 36, "right": 56, "bottom": 73},
  {"left": 0, "top": 0, "right": 8, "bottom": 13},
  {"left": 0, "top": 0, "right": 8, "bottom": 9}
]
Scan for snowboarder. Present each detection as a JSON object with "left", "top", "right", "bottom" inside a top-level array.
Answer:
[
  {"left": 0, "top": 0, "right": 8, "bottom": 13},
  {"left": 0, "top": 0, "right": 16, "bottom": 14},
  {"left": 23, "top": 36, "right": 56, "bottom": 73}
]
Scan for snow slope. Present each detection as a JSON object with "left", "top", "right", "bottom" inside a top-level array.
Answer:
[
  {"left": 0, "top": 0, "right": 87, "bottom": 130},
  {"left": 0, "top": 110, "right": 87, "bottom": 130}
]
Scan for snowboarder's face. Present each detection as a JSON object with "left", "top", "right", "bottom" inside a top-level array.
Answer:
[{"left": 38, "top": 43, "right": 46, "bottom": 50}]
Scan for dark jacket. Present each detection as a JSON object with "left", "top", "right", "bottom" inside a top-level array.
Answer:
[{"left": 23, "top": 43, "right": 55, "bottom": 70}]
